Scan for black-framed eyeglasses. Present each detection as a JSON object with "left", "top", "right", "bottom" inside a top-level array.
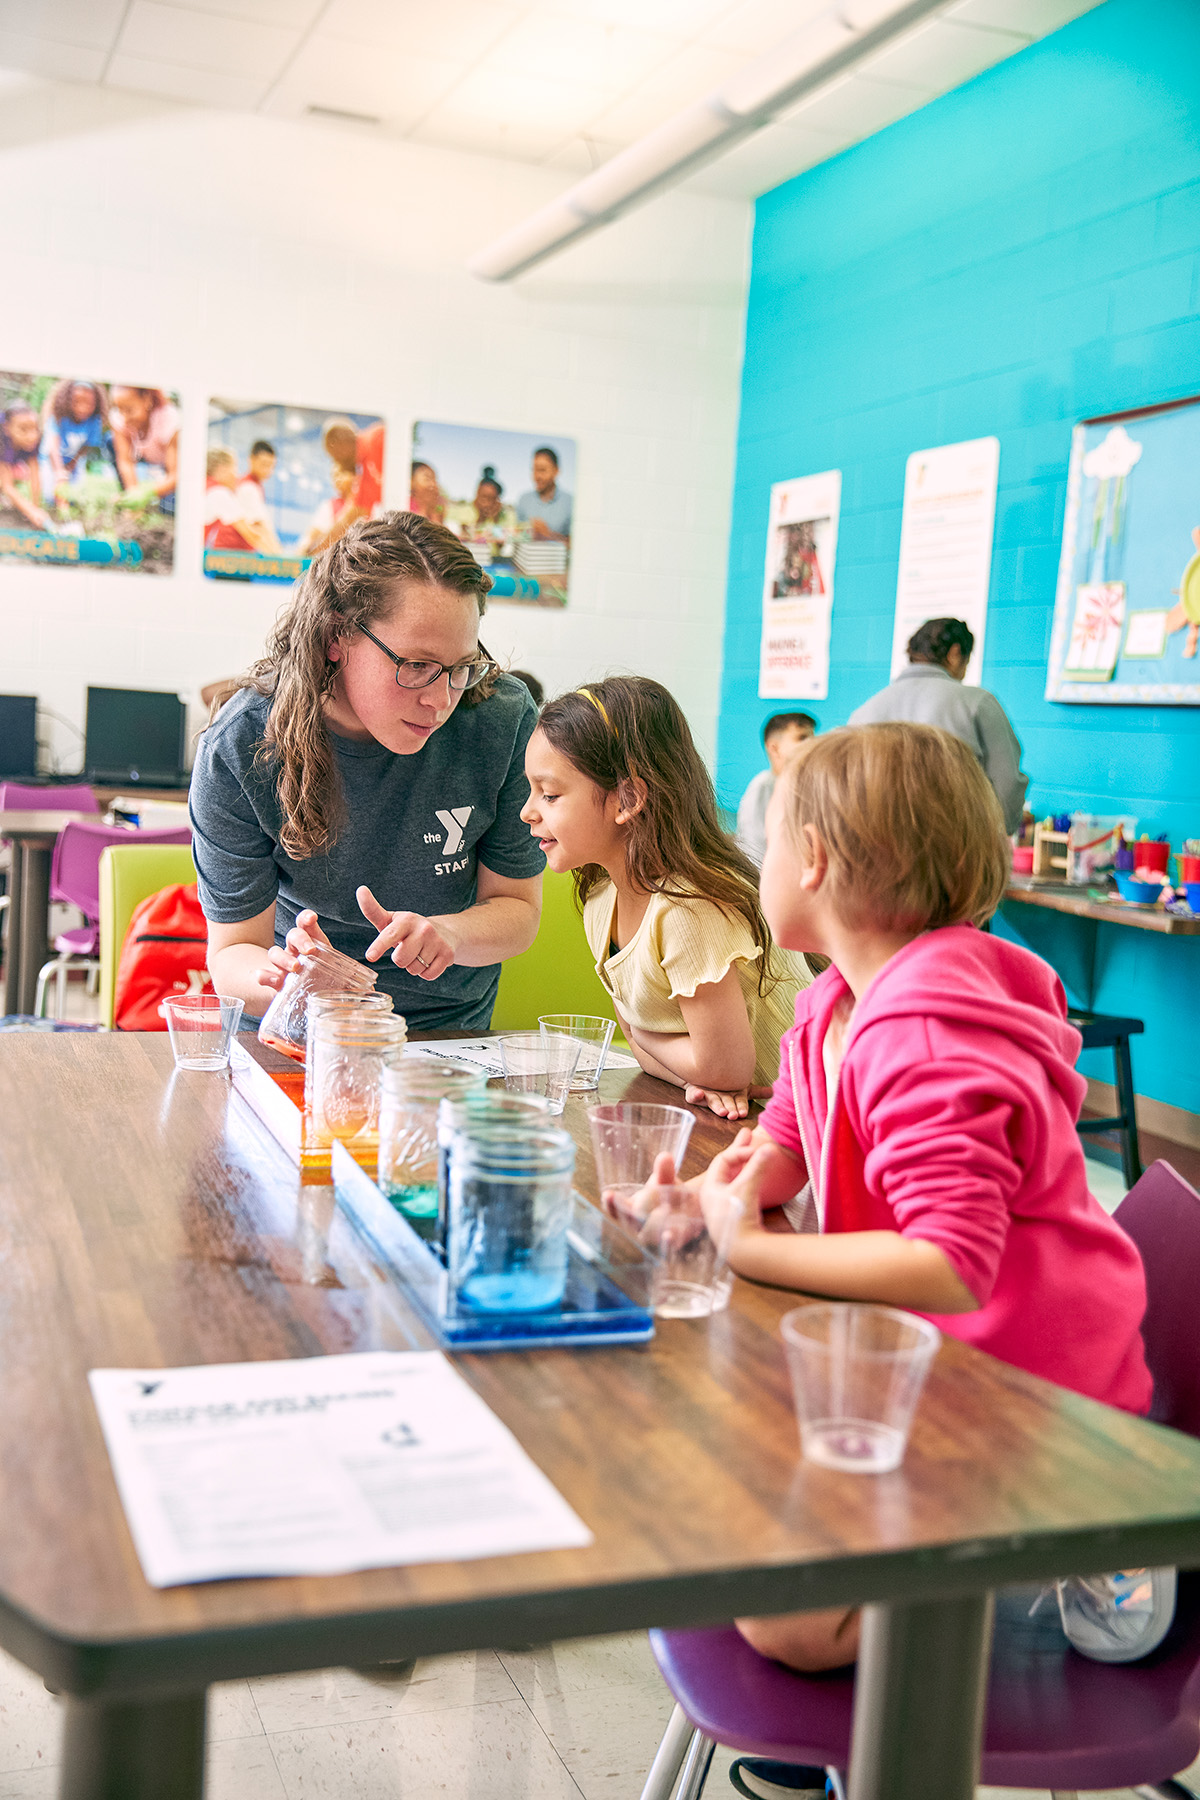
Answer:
[{"left": 358, "top": 623, "right": 495, "bottom": 692}]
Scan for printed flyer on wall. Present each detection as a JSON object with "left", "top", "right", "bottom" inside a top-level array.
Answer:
[
  {"left": 411, "top": 420, "right": 576, "bottom": 607},
  {"left": 204, "top": 399, "right": 385, "bottom": 583},
  {"left": 889, "top": 436, "right": 1000, "bottom": 684},
  {"left": 1, "top": 370, "right": 178, "bottom": 574},
  {"left": 758, "top": 469, "right": 841, "bottom": 699}
]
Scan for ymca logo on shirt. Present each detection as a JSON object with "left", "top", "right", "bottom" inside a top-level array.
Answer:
[{"left": 424, "top": 805, "right": 473, "bottom": 874}]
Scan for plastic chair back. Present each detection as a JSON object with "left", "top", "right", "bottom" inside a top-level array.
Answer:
[
  {"left": 0, "top": 783, "right": 99, "bottom": 813},
  {"left": 98, "top": 842, "right": 198, "bottom": 1029},
  {"left": 1115, "top": 1160, "right": 1200, "bottom": 1437},
  {"left": 491, "top": 868, "right": 617, "bottom": 1031},
  {"left": 50, "top": 821, "right": 192, "bottom": 921}
]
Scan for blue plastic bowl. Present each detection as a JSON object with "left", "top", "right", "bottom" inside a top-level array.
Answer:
[
  {"left": 1185, "top": 882, "right": 1200, "bottom": 913},
  {"left": 1114, "top": 871, "right": 1162, "bottom": 904}
]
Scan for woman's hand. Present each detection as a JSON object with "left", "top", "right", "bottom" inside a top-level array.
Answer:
[
  {"left": 358, "top": 886, "right": 459, "bottom": 980},
  {"left": 257, "top": 908, "right": 331, "bottom": 993},
  {"left": 685, "top": 1083, "right": 773, "bottom": 1121}
]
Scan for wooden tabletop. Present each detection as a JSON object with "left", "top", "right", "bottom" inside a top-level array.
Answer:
[
  {"left": 0, "top": 809, "right": 95, "bottom": 842},
  {"left": 3, "top": 1031, "right": 1200, "bottom": 1704},
  {"left": 1005, "top": 879, "right": 1200, "bottom": 935}
]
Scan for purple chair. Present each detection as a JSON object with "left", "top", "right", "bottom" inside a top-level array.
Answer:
[
  {"left": 34, "top": 820, "right": 192, "bottom": 1019},
  {"left": 640, "top": 1160, "right": 1200, "bottom": 1800}
]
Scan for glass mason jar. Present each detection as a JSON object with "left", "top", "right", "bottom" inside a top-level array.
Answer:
[
  {"left": 309, "top": 1012, "right": 407, "bottom": 1166},
  {"left": 303, "top": 992, "right": 395, "bottom": 1141},
  {"left": 436, "top": 1090, "right": 552, "bottom": 1242},
  {"left": 258, "top": 941, "right": 378, "bottom": 1062},
  {"left": 378, "top": 1057, "right": 488, "bottom": 1222},
  {"left": 447, "top": 1124, "right": 576, "bottom": 1316}
]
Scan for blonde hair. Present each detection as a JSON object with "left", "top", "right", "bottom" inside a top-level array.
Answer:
[
  {"left": 206, "top": 445, "right": 236, "bottom": 477},
  {"left": 779, "top": 723, "right": 1008, "bottom": 932}
]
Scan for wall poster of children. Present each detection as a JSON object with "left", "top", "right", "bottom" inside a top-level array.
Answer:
[
  {"left": 1, "top": 370, "right": 178, "bottom": 574},
  {"left": 410, "top": 420, "right": 576, "bottom": 607},
  {"left": 204, "top": 398, "right": 385, "bottom": 583}
]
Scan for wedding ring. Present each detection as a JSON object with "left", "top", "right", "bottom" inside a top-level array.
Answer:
[{"left": 415, "top": 953, "right": 430, "bottom": 968}]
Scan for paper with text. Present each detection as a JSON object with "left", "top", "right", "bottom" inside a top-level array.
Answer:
[
  {"left": 90, "top": 1352, "right": 591, "bottom": 1588},
  {"left": 403, "top": 1037, "right": 639, "bottom": 1074}
]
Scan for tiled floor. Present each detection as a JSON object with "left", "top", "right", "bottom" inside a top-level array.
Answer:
[{"left": 0, "top": 1626, "right": 1197, "bottom": 1799}]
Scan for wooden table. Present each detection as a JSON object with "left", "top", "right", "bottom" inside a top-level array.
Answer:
[
  {"left": 3, "top": 1032, "right": 1200, "bottom": 1800},
  {"left": 1005, "top": 879, "right": 1200, "bottom": 936},
  {"left": 0, "top": 810, "right": 93, "bottom": 1015}
]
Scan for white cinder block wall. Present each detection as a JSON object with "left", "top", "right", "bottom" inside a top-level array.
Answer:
[{"left": 0, "top": 76, "right": 750, "bottom": 774}]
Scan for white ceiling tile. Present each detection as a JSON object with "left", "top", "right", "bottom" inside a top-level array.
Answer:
[
  {"left": 945, "top": 0, "right": 1103, "bottom": 33},
  {"left": 412, "top": 105, "right": 584, "bottom": 162},
  {"left": 105, "top": 50, "right": 272, "bottom": 108},
  {"left": 116, "top": 2, "right": 299, "bottom": 79},
  {"left": 588, "top": 41, "right": 746, "bottom": 142},
  {"left": 859, "top": 18, "right": 1027, "bottom": 91},
  {"left": 483, "top": 14, "right": 682, "bottom": 89},
  {"left": 699, "top": 0, "right": 832, "bottom": 56},
  {"left": 320, "top": 0, "right": 521, "bottom": 60},
  {"left": 0, "top": 26, "right": 106, "bottom": 79},
  {"left": 541, "top": 133, "right": 626, "bottom": 171},
  {"left": 171, "top": 0, "right": 325, "bottom": 24},
  {"left": 687, "top": 119, "right": 845, "bottom": 197},
  {"left": 264, "top": 36, "right": 466, "bottom": 125},
  {"left": 1, "top": 0, "right": 124, "bottom": 52},
  {"left": 546, "top": 0, "right": 730, "bottom": 27},
  {"left": 428, "top": 64, "right": 618, "bottom": 135},
  {"left": 784, "top": 70, "right": 930, "bottom": 136}
]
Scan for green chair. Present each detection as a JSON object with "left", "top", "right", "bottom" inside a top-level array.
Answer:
[
  {"left": 98, "top": 842, "right": 197, "bottom": 1028},
  {"left": 491, "top": 868, "right": 619, "bottom": 1032}
]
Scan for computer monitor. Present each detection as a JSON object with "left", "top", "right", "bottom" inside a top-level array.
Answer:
[
  {"left": 84, "top": 686, "right": 186, "bottom": 785},
  {"left": 0, "top": 694, "right": 38, "bottom": 778}
]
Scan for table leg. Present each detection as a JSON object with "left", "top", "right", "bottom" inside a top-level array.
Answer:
[
  {"left": 60, "top": 1690, "right": 206, "bottom": 1798},
  {"left": 847, "top": 1591, "right": 993, "bottom": 1800},
  {"left": 3, "top": 844, "right": 25, "bottom": 1016},
  {"left": 17, "top": 842, "right": 52, "bottom": 1018}
]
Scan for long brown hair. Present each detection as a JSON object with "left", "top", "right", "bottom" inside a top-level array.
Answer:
[
  {"left": 235, "top": 510, "right": 497, "bottom": 859},
  {"left": 539, "top": 677, "right": 781, "bottom": 994}
]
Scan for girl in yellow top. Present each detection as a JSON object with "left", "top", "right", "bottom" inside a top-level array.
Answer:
[{"left": 521, "top": 676, "right": 811, "bottom": 1117}]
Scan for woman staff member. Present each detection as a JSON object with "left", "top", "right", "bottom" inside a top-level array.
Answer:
[{"left": 190, "top": 511, "right": 544, "bottom": 1029}]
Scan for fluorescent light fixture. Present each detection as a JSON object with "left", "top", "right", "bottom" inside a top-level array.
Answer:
[{"left": 469, "top": 0, "right": 951, "bottom": 282}]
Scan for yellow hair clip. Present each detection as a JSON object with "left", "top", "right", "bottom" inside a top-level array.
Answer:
[{"left": 578, "top": 686, "right": 613, "bottom": 731}]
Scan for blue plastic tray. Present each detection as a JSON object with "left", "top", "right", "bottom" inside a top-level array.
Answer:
[{"left": 331, "top": 1144, "right": 656, "bottom": 1352}]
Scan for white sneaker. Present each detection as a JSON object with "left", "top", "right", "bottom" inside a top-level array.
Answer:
[{"left": 1056, "top": 1567, "right": 1177, "bottom": 1663}]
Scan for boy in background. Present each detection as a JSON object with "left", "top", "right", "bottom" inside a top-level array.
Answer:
[{"left": 736, "top": 712, "right": 816, "bottom": 867}]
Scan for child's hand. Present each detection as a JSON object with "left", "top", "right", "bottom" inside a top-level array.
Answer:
[
  {"left": 696, "top": 1130, "right": 770, "bottom": 1245},
  {"left": 685, "top": 1083, "right": 773, "bottom": 1120}
]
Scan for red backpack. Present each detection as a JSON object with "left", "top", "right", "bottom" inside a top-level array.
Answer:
[{"left": 114, "top": 883, "right": 212, "bottom": 1031}]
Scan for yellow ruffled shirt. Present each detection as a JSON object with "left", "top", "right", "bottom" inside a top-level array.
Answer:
[{"left": 581, "top": 883, "right": 810, "bottom": 1087}]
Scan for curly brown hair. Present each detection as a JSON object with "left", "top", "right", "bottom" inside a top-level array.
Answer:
[
  {"left": 538, "top": 676, "right": 782, "bottom": 996},
  {"left": 232, "top": 510, "right": 498, "bottom": 859}
]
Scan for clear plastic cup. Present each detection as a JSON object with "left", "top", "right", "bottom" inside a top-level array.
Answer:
[
  {"left": 538, "top": 1014, "right": 616, "bottom": 1091},
  {"left": 587, "top": 1102, "right": 695, "bottom": 1210},
  {"left": 781, "top": 1303, "right": 941, "bottom": 1474},
  {"left": 161, "top": 994, "right": 244, "bottom": 1071},
  {"left": 495, "top": 1031, "right": 582, "bottom": 1114},
  {"left": 634, "top": 1188, "right": 743, "bottom": 1319}
]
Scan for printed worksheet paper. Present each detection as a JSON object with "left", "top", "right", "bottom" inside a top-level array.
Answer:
[{"left": 90, "top": 1351, "right": 592, "bottom": 1588}]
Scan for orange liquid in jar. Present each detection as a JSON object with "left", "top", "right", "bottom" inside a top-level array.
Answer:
[{"left": 260, "top": 1029, "right": 307, "bottom": 1064}]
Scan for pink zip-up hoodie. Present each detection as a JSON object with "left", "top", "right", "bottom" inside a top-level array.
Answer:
[{"left": 759, "top": 924, "right": 1152, "bottom": 1415}]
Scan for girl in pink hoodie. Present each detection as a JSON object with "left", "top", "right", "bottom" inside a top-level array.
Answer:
[{"left": 636, "top": 722, "right": 1157, "bottom": 1681}]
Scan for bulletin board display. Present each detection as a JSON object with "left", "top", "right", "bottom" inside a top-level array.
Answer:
[{"left": 1046, "top": 393, "right": 1200, "bottom": 704}]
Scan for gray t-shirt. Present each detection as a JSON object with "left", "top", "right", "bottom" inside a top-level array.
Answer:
[
  {"left": 189, "top": 676, "right": 544, "bottom": 1030},
  {"left": 516, "top": 486, "right": 572, "bottom": 536}
]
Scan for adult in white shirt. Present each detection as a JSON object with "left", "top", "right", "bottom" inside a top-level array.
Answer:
[{"left": 736, "top": 712, "right": 816, "bottom": 867}]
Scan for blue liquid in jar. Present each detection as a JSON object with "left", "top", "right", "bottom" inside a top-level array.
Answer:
[{"left": 459, "top": 1270, "right": 565, "bottom": 1313}]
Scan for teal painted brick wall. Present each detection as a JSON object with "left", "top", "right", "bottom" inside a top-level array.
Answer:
[{"left": 717, "top": 0, "right": 1200, "bottom": 1115}]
